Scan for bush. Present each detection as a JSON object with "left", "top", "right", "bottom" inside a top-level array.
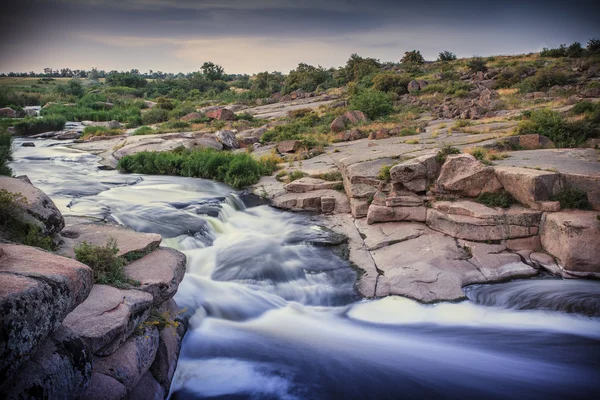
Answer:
[
  {"left": 588, "top": 38, "right": 600, "bottom": 55},
  {"left": 162, "top": 120, "right": 190, "bottom": 130},
  {"left": 81, "top": 126, "right": 122, "bottom": 139},
  {"left": 438, "top": 51, "right": 457, "bottom": 61},
  {"left": 117, "top": 148, "right": 277, "bottom": 189},
  {"left": 132, "top": 126, "right": 154, "bottom": 135},
  {"left": 519, "top": 69, "right": 571, "bottom": 92},
  {"left": 571, "top": 101, "right": 599, "bottom": 115},
  {"left": 349, "top": 89, "right": 393, "bottom": 119},
  {"left": 467, "top": 57, "right": 488, "bottom": 73},
  {"left": 372, "top": 73, "right": 412, "bottom": 95},
  {"left": 540, "top": 45, "right": 567, "bottom": 58},
  {"left": 0, "top": 133, "right": 12, "bottom": 176},
  {"left": 105, "top": 72, "right": 148, "bottom": 89},
  {"left": 475, "top": 190, "right": 516, "bottom": 208},
  {"left": 517, "top": 108, "right": 598, "bottom": 147},
  {"left": 141, "top": 108, "right": 169, "bottom": 125},
  {"left": 74, "top": 239, "right": 135, "bottom": 288},
  {"left": 55, "top": 79, "right": 85, "bottom": 97},
  {"left": 401, "top": 50, "right": 425, "bottom": 65},
  {"left": 551, "top": 188, "right": 591, "bottom": 210},
  {"left": 377, "top": 164, "right": 392, "bottom": 181},
  {"left": 566, "top": 42, "right": 584, "bottom": 58},
  {"left": 435, "top": 144, "right": 461, "bottom": 162},
  {"left": 13, "top": 115, "right": 66, "bottom": 136}
]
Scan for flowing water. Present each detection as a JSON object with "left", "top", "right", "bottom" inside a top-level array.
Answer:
[{"left": 10, "top": 138, "right": 600, "bottom": 400}]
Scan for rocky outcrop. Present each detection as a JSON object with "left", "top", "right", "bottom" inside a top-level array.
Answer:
[
  {"left": 205, "top": 107, "right": 235, "bottom": 121},
  {"left": 215, "top": 130, "right": 239, "bottom": 149},
  {"left": 284, "top": 177, "right": 342, "bottom": 193},
  {"left": 180, "top": 112, "right": 204, "bottom": 122},
  {"left": 273, "top": 189, "right": 349, "bottom": 214},
  {"left": 0, "top": 176, "right": 65, "bottom": 234},
  {"left": 494, "top": 167, "right": 559, "bottom": 209},
  {"left": 436, "top": 154, "right": 501, "bottom": 197},
  {"left": 330, "top": 110, "right": 368, "bottom": 133},
  {"left": 277, "top": 140, "right": 300, "bottom": 153},
  {"left": 540, "top": 211, "right": 600, "bottom": 276}
]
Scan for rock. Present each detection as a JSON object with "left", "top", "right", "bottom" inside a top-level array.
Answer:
[
  {"left": 503, "top": 235, "right": 541, "bottom": 251},
  {"left": 366, "top": 204, "right": 427, "bottom": 225},
  {"left": 130, "top": 371, "right": 164, "bottom": 400},
  {"left": 284, "top": 177, "right": 342, "bottom": 193},
  {"left": 385, "top": 193, "right": 424, "bottom": 207},
  {"left": 225, "top": 104, "right": 247, "bottom": 112},
  {"left": 0, "top": 176, "right": 65, "bottom": 234},
  {"left": 344, "top": 110, "right": 368, "bottom": 124},
  {"left": 540, "top": 211, "right": 600, "bottom": 275},
  {"left": 350, "top": 198, "right": 370, "bottom": 219},
  {"left": 530, "top": 252, "right": 561, "bottom": 275},
  {"left": 407, "top": 80, "right": 421, "bottom": 93},
  {"left": 56, "top": 130, "right": 81, "bottom": 140},
  {"left": 337, "top": 128, "right": 363, "bottom": 142},
  {"left": 144, "top": 101, "right": 157, "bottom": 109},
  {"left": 272, "top": 189, "right": 350, "bottom": 214},
  {"left": 93, "top": 326, "right": 159, "bottom": 392},
  {"left": 79, "top": 372, "right": 127, "bottom": 400},
  {"left": 390, "top": 160, "right": 426, "bottom": 184},
  {"left": 0, "top": 107, "right": 16, "bottom": 118},
  {"left": 494, "top": 167, "right": 559, "bottom": 208},
  {"left": 150, "top": 299, "right": 187, "bottom": 394},
  {"left": 277, "top": 140, "right": 301, "bottom": 153},
  {"left": 354, "top": 220, "right": 426, "bottom": 250},
  {"left": 21, "top": 142, "right": 35, "bottom": 147},
  {"left": 330, "top": 115, "right": 348, "bottom": 133},
  {"left": 62, "top": 285, "right": 154, "bottom": 355},
  {"left": 1, "top": 327, "right": 92, "bottom": 400},
  {"left": 0, "top": 244, "right": 93, "bottom": 384},
  {"left": 342, "top": 158, "right": 395, "bottom": 200},
  {"left": 58, "top": 221, "right": 161, "bottom": 259},
  {"left": 95, "top": 101, "right": 114, "bottom": 110},
  {"left": 427, "top": 201, "right": 541, "bottom": 241},
  {"left": 215, "top": 130, "right": 239, "bottom": 149},
  {"left": 517, "top": 134, "right": 555, "bottom": 150},
  {"left": 123, "top": 248, "right": 186, "bottom": 305},
  {"left": 268, "top": 92, "right": 282, "bottom": 103},
  {"left": 205, "top": 108, "right": 235, "bottom": 121},
  {"left": 180, "top": 112, "right": 204, "bottom": 122},
  {"left": 436, "top": 154, "right": 500, "bottom": 197}
]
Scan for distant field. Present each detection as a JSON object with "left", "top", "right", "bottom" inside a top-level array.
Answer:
[{"left": 0, "top": 77, "right": 75, "bottom": 87}]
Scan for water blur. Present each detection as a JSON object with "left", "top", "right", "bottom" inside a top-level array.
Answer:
[{"left": 10, "top": 138, "right": 600, "bottom": 400}]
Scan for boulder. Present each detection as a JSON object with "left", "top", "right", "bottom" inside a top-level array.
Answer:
[
  {"left": 123, "top": 248, "right": 186, "bottom": 305},
  {"left": 1, "top": 327, "right": 92, "bottom": 400},
  {"left": 272, "top": 189, "right": 350, "bottom": 214},
  {"left": 62, "top": 285, "right": 154, "bottom": 355},
  {"left": 58, "top": 221, "right": 161, "bottom": 259},
  {"left": 494, "top": 166, "right": 559, "bottom": 208},
  {"left": 407, "top": 80, "right": 421, "bottom": 93},
  {"left": 436, "top": 154, "right": 501, "bottom": 197},
  {"left": 0, "top": 244, "right": 93, "bottom": 384},
  {"left": 427, "top": 201, "right": 541, "bottom": 241},
  {"left": 93, "top": 326, "right": 159, "bottom": 392},
  {"left": 336, "top": 128, "right": 362, "bottom": 142},
  {"left": 205, "top": 108, "right": 235, "bottom": 121},
  {"left": 517, "top": 134, "right": 555, "bottom": 150},
  {"left": 149, "top": 299, "right": 187, "bottom": 394},
  {"left": 350, "top": 198, "right": 370, "bottom": 219},
  {"left": 215, "top": 130, "right": 239, "bottom": 149},
  {"left": 180, "top": 112, "right": 204, "bottom": 122},
  {"left": 540, "top": 211, "right": 600, "bottom": 275},
  {"left": 0, "top": 176, "right": 65, "bottom": 234},
  {"left": 529, "top": 252, "right": 561, "bottom": 275},
  {"left": 130, "top": 371, "right": 164, "bottom": 400},
  {"left": 366, "top": 204, "right": 427, "bottom": 225},
  {"left": 344, "top": 110, "right": 368, "bottom": 124},
  {"left": 79, "top": 372, "right": 127, "bottom": 400},
  {"left": 277, "top": 140, "right": 301, "bottom": 153},
  {"left": 330, "top": 115, "right": 348, "bottom": 133},
  {"left": 284, "top": 177, "right": 342, "bottom": 193},
  {"left": 0, "top": 107, "right": 16, "bottom": 118}
]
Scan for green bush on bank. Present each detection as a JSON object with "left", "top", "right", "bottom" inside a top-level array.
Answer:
[
  {"left": 0, "top": 132, "right": 12, "bottom": 176},
  {"left": 117, "top": 147, "right": 277, "bottom": 189},
  {"left": 74, "top": 238, "right": 137, "bottom": 288},
  {"left": 13, "top": 115, "right": 66, "bottom": 136},
  {"left": 517, "top": 108, "right": 599, "bottom": 147},
  {"left": 349, "top": 88, "right": 393, "bottom": 119}
]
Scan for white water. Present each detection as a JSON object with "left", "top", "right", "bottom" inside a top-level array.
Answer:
[{"left": 10, "top": 138, "right": 600, "bottom": 400}]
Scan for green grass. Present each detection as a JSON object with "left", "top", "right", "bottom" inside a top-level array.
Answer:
[
  {"left": 377, "top": 164, "right": 392, "bottom": 182},
  {"left": 475, "top": 190, "right": 516, "bottom": 208},
  {"left": 132, "top": 126, "right": 155, "bottom": 135},
  {"left": 81, "top": 125, "right": 123, "bottom": 139},
  {"left": 117, "top": 147, "right": 277, "bottom": 189},
  {"left": 13, "top": 115, "right": 66, "bottom": 136},
  {"left": 517, "top": 108, "right": 599, "bottom": 148},
  {"left": 74, "top": 238, "right": 138, "bottom": 288}
]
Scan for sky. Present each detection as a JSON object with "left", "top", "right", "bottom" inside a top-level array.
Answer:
[{"left": 1, "top": 0, "right": 599, "bottom": 74}]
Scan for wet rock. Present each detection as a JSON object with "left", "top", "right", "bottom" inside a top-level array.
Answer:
[
  {"left": 540, "top": 210, "right": 600, "bottom": 275},
  {"left": 94, "top": 326, "right": 159, "bottom": 392},
  {"left": 436, "top": 154, "right": 500, "bottom": 197},
  {"left": 1, "top": 327, "right": 92, "bottom": 400},
  {"left": 0, "top": 176, "right": 65, "bottom": 234},
  {"left": 205, "top": 107, "right": 235, "bottom": 121},
  {"left": 58, "top": 220, "right": 161, "bottom": 259},
  {"left": 530, "top": 252, "right": 561, "bottom": 275},
  {"left": 62, "top": 285, "right": 154, "bottom": 355},
  {"left": 21, "top": 142, "right": 35, "bottom": 147},
  {"left": 131, "top": 371, "right": 164, "bottom": 400},
  {"left": 494, "top": 166, "right": 559, "bottom": 208},
  {"left": 79, "top": 372, "right": 127, "bottom": 400},
  {"left": 215, "top": 130, "right": 239, "bottom": 149},
  {"left": 366, "top": 204, "right": 427, "bottom": 225},
  {"left": 277, "top": 139, "right": 300, "bottom": 153},
  {"left": 124, "top": 248, "right": 186, "bottom": 305}
]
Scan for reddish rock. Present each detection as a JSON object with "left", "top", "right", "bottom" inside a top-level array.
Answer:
[
  {"left": 436, "top": 154, "right": 500, "bottom": 197},
  {"left": 343, "top": 110, "right": 368, "bottom": 124},
  {"left": 180, "top": 112, "right": 204, "bottom": 122},
  {"left": 0, "top": 107, "right": 16, "bottom": 118},
  {"left": 330, "top": 115, "right": 348, "bottom": 133},
  {"left": 205, "top": 108, "right": 235, "bottom": 121},
  {"left": 336, "top": 129, "right": 363, "bottom": 142},
  {"left": 277, "top": 140, "right": 301, "bottom": 153}
]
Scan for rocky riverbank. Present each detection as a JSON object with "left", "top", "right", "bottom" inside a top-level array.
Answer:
[{"left": 0, "top": 176, "right": 187, "bottom": 399}]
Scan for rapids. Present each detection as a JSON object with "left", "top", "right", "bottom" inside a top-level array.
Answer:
[{"left": 10, "top": 138, "right": 600, "bottom": 400}]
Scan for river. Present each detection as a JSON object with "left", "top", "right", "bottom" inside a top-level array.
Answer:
[{"left": 10, "top": 138, "right": 600, "bottom": 400}]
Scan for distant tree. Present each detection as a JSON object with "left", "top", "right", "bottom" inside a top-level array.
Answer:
[
  {"left": 401, "top": 50, "right": 425, "bottom": 65},
  {"left": 89, "top": 67, "right": 100, "bottom": 81},
  {"left": 283, "top": 63, "right": 333, "bottom": 93},
  {"left": 201, "top": 62, "right": 225, "bottom": 81},
  {"left": 55, "top": 78, "right": 84, "bottom": 97},
  {"left": 106, "top": 72, "right": 147, "bottom": 88},
  {"left": 587, "top": 38, "right": 600, "bottom": 54},
  {"left": 566, "top": 42, "right": 584, "bottom": 58},
  {"left": 344, "top": 54, "right": 381, "bottom": 83},
  {"left": 438, "top": 51, "right": 457, "bottom": 61},
  {"left": 540, "top": 44, "right": 567, "bottom": 58},
  {"left": 467, "top": 57, "right": 488, "bottom": 73},
  {"left": 371, "top": 73, "right": 412, "bottom": 95}
]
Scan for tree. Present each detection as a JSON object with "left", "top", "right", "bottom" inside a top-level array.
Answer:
[
  {"left": 401, "top": 50, "right": 425, "bottom": 65},
  {"left": 467, "top": 57, "right": 488, "bottom": 73},
  {"left": 372, "top": 73, "right": 412, "bottom": 95},
  {"left": 201, "top": 62, "right": 225, "bottom": 81},
  {"left": 587, "top": 38, "right": 600, "bottom": 54},
  {"left": 344, "top": 54, "right": 381, "bottom": 83},
  {"left": 89, "top": 67, "right": 100, "bottom": 81},
  {"left": 566, "top": 42, "right": 584, "bottom": 58},
  {"left": 349, "top": 88, "right": 393, "bottom": 119},
  {"left": 438, "top": 51, "right": 457, "bottom": 61}
]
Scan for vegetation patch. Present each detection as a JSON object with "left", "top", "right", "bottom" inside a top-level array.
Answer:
[
  {"left": 0, "top": 132, "right": 12, "bottom": 176},
  {"left": 349, "top": 89, "right": 393, "bottom": 119},
  {"left": 435, "top": 144, "right": 461, "bottom": 163},
  {"left": 14, "top": 115, "right": 66, "bottom": 136},
  {"left": 517, "top": 108, "right": 599, "bottom": 148},
  {"left": 377, "top": 164, "right": 392, "bottom": 182},
  {"left": 81, "top": 125, "right": 122, "bottom": 139},
  {"left": 117, "top": 147, "right": 277, "bottom": 189},
  {"left": 551, "top": 188, "right": 591, "bottom": 210},
  {"left": 475, "top": 190, "right": 516, "bottom": 208},
  {"left": 0, "top": 189, "right": 53, "bottom": 250},
  {"left": 74, "top": 238, "right": 139, "bottom": 288}
]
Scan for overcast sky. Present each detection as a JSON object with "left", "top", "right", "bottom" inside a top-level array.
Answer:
[{"left": 1, "top": 0, "right": 599, "bottom": 74}]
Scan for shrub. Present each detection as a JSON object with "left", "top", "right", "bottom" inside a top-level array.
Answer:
[
  {"left": 0, "top": 133, "right": 12, "bottom": 176},
  {"left": 55, "top": 79, "right": 85, "bottom": 98},
  {"left": 74, "top": 238, "right": 136, "bottom": 288},
  {"left": 105, "top": 72, "right": 148, "bottom": 89},
  {"left": 132, "top": 126, "right": 154, "bottom": 135},
  {"left": 454, "top": 120, "right": 473, "bottom": 128},
  {"left": 588, "top": 38, "right": 600, "bottom": 55},
  {"left": 551, "top": 188, "right": 591, "bottom": 210},
  {"left": 287, "top": 170, "right": 308, "bottom": 182},
  {"left": 141, "top": 108, "right": 169, "bottom": 125},
  {"left": 519, "top": 69, "right": 571, "bottom": 93},
  {"left": 236, "top": 112, "right": 255, "bottom": 122},
  {"left": 372, "top": 73, "right": 412, "bottom": 95},
  {"left": 571, "top": 101, "right": 599, "bottom": 115},
  {"left": 517, "top": 108, "right": 597, "bottom": 147},
  {"left": 377, "top": 165, "right": 392, "bottom": 181},
  {"left": 81, "top": 126, "right": 122, "bottom": 139},
  {"left": 13, "top": 115, "right": 66, "bottom": 136},
  {"left": 349, "top": 89, "right": 393, "bottom": 119},
  {"left": 438, "top": 51, "right": 457, "bottom": 61},
  {"left": 435, "top": 144, "right": 461, "bottom": 162},
  {"left": 401, "top": 50, "right": 425, "bottom": 66},
  {"left": 162, "top": 120, "right": 190, "bottom": 130},
  {"left": 0, "top": 189, "right": 53, "bottom": 250},
  {"left": 475, "top": 190, "right": 516, "bottom": 208},
  {"left": 566, "top": 42, "right": 584, "bottom": 58},
  {"left": 117, "top": 148, "right": 277, "bottom": 189},
  {"left": 467, "top": 57, "right": 488, "bottom": 72},
  {"left": 540, "top": 45, "right": 567, "bottom": 58}
]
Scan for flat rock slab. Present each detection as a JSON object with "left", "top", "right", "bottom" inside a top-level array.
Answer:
[
  {"left": 124, "top": 248, "right": 187, "bottom": 305},
  {"left": 494, "top": 148, "right": 600, "bottom": 175},
  {"left": 0, "top": 176, "right": 65, "bottom": 234},
  {"left": 0, "top": 244, "right": 93, "bottom": 384},
  {"left": 284, "top": 177, "right": 342, "bottom": 193},
  {"left": 62, "top": 285, "right": 154, "bottom": 356},
  {"left": 59, "top": 221, "right": 161, "bottom": 259},
  {"left": 94, "top": 326, "right": 159, "bottom": 392},
  {"left": 355, "top": 220, "right": 427, "bottom": 250},
  {"left": 494, "top": 166, "right": 559, "bottom": 208},
  {"left": 272, "top": 189, "right": 350, "bottom": 214}
]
